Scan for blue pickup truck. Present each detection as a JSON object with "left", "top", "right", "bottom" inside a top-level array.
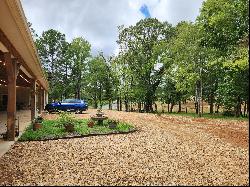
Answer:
[{"left": 45, "top": 99, "right": 88, "bottom": 113}]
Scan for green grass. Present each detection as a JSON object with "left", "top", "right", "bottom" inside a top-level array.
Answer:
[
  {"left": 18, "top": 120, "right": 66, "bottom": 141},
  {"left": 116, "top": 122, "right": 134, "bottom": 132},
  {"left": 19, "top": 119, "right": 135, "bottom": 141},
  {"left": 157, "top": 111, "right": 249, "bottom": 121}
]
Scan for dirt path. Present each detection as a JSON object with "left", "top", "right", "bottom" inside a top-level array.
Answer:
[{"left": 0, "top": 109, "right": 248, "bottom": 186}]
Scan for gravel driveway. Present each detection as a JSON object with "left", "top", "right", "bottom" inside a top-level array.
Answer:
[{"left": 0, "top": 109, "right": 248, "bottom": 186}]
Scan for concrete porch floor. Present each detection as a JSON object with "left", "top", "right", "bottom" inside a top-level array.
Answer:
[{"left": 0, "top": 110, "right": 31, "bottom": 157}]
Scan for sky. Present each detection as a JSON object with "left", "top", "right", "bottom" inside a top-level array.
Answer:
[{"left": 21, "top": 0, "right": 204, "bottom": 57}]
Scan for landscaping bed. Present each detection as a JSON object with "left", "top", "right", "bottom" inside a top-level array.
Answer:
[{"left": 18, "top": 113, "right": 136, "bottom": 141}]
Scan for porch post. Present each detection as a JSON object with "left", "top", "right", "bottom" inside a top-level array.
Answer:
[
  {"left": 41, "top": 89, "right": 44, "bottom": 111},
  {"left": 30, "top": 79, "right": 37, "bottom": 121},
  {"left": 45, "top": 91, "right": 48, "bottom": 105},
  {"left": 5, "top": 52, "right": 16, "bottom": 141},
  {"left": 38, "top": 86, "right": 42, "bottom": 114},
  {"left": 43, "top": 90, "right": 46, "bottom": 108}
]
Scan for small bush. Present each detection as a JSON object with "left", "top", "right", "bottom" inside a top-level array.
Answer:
[
  {"left": 117, "top": 122, "right": 134, "bottom": 132},
  {"left": 223, "top": 110, "right": 235, "bottom": 117}
]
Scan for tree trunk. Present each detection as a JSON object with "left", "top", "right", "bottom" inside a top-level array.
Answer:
[
  {"left": 167, "top": 103, "right": 169, "bottom": 113},
  {"left": 76, "top": 85, "right": 81, "bottom": 99},
  {"left": 138, "top": 102, "right": 141, "bottom": 112},
  {"left": 247, "top": 100, "right": 249, "bottom": 117},
  {"left": 209, "top": 94, "right": 214, "bottom": 114},
  {"left": 145, "top": 100, "right": 153, "bottom": 113},
  {"left": 125, "top": 96, "right": 128, "bottom": 112},
  {"left": 178, "top": 101, "right": 181, "bottom": 113},
  {"left": 216, "top": 105, "right": 219, "bottom": 113},
  {"left": 117, "top": 97, "right": 120, "bottom": 111},
  {"left": 94, "top": 99, "right": 98, "bottom": 109},
  {"left": 195, "top": 83, "right": 199, "bottom": 115},
  {"left": 161, "top": 103, "right": 164, "bottom": 113},
  {"left": 154, "top": 103, "right": 157, "bottom": 112},
  {"left": 170, "top": 103, "right": 174, "bottom": 113},
  {"left": 99, "top": 87, "right": 103, "bottom": 109},
  {"left": 109, "top": 99, "right": 112, "bottom": 110},
  {"left": 197, "top": 80, "right": 202, "bottom": 117},
  {"left": 195, "top": 102, "right": 198, "bottom": 114},
  {"left": 243, "top": 100, "right": 247, "bottom": 117},
  {"left": 144, "top": 102, "right": 146, "bottom": 111},
  {"left": 235, "top": 96, "right": 241, "bottom": 117},
  {"left": 209, "top": 102, "right": 213, "bottom": 114},
  {"left": 119, "top": 99, "right": 122, "bottom": 111}
]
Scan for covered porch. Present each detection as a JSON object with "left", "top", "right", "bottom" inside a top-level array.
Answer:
[{"left": 0, "top": 0, "right": 49, "bottom": 141}]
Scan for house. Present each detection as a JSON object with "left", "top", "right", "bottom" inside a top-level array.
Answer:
[{"left": 0, "top": 0, "right": 49, "bottom": 141}]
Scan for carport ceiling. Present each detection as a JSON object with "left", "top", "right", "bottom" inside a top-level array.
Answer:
[{"left": 0, "top": 60, "right": 32, "bottom": 87}]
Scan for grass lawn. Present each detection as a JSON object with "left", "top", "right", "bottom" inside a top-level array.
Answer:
[{"left": 19, "top": 119, "right": 135, "bottom": 142}]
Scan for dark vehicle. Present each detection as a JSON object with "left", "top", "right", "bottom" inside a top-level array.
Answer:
[{"left": 45, "top": 99, "right": 88, "bottom": 113}]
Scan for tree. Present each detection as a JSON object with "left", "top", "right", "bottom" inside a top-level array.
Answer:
[
  {"left": 197, "top": 0, "right": 249, "bottom": 54},
  {"left": 170, "top": 22, "right": 208, "bottom": 116},
  {"left": 197, "top": 0, "right": 249, "bottom": 116},
  {"left": 117, "top": 18, "right": 175, "bottom": 112},
  {"left": 216, "top": 46, "right": 249, "bottom": 116},
  {"left": 27, "top": 22, "right": 38, "bottom": 40},
  {"left": 67, "top": 37, "right": 91, "bottom": 99},
  {"left": 36, "top": 29, "right": 68, "bottom": 101},
  {"left": 86, "top": 55, "right": 112, "bottom": 108}
]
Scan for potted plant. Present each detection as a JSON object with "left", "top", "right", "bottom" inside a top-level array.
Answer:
[
  {"left": 33, "top": 115, "right": 43, "bottom": 131},
  {"left": 87, "top": 120, "right": 95, "bottom": 128},
  {"left": 108, "top": 119, "right": 118, "bottom": 129},
  {"left": 64, "top": 122, "right": 75, "bottom": 132}
]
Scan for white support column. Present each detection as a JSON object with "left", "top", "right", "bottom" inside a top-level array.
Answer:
[{"left": 45, "top": 91, "right": 48, "bottom": 105}]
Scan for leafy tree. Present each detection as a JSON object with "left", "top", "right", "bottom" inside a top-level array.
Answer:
[
  {"left": 170, "top": 22, "right": 208, "bottom": 116},
  {"left": 197, "top": 0, "right": 249, "bottom": 54},
  {"left": 197, "top": 0, "right": 249, "bottom": 116},
  {"left": 117, "top": 18, "right": 175, "bottom": 112},
  {"left": 67, "top": 37, "right": 91, "bottom": 99},
  {"left": 36, "top": 29, "right": 68, "bottom": 101},
  {"left": 216, "top": 46, "right": 249, "bottom": 116},
  {"left": 85, "top": 55, "right": 112, "bottom": 108},
  {"left": 27, "top": 22, "right": 38, "bottom": 40}
]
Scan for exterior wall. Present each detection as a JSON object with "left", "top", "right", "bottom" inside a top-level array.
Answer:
[{"left": 0, "top": 85, "right": 30, "bottom": 111}]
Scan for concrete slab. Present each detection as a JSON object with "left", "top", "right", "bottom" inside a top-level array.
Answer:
[
  {"left": 0, "top": 140, "right": 15, "bottom": 157},
  {"left": 0, "top": 110, "right": 31, "bottom": 157}
]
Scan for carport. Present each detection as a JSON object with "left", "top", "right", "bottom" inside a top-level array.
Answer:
[{"left": 0, "top": 0, "right": 49, "bottom": 141}]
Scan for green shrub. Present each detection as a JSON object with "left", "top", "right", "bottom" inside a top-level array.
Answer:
[{"left": 116, "top": 122, "right": 134, "bottom": 132}]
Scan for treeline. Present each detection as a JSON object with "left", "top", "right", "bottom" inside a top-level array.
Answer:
[{"left": 33, "top": 0, "right": 249, "bottom": 117}]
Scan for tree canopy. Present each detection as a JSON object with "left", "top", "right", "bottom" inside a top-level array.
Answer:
[{"left": 33, "top": 0, "right": 249, "bottom": 117}]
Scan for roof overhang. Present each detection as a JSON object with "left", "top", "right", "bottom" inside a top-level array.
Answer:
[{"left": 0, "top": 0, "right": 49, "bottom": 91}]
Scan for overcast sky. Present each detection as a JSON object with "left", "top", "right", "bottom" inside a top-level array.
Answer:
[{"left": 21, "top": 0, "right": 204, "bottom": 56}]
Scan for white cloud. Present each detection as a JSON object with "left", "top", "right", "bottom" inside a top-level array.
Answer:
[
  {"left": 21, "top": 0, "right": 204, "bottom": 56},
  {"left": 151, "top": 0, "right": 204, "bottom": 24}
]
